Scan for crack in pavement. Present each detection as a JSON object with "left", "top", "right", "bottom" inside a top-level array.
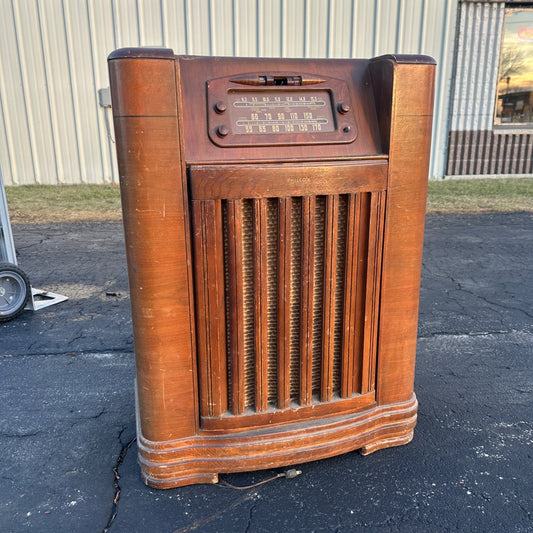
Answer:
[
  {"left": 101, "top": 428, "right": 136, "bottom": 533},
  {"left": 68, "top": 408, "right": 108, "bottom": 429},
  {"left": 451, "top": 278, "right": 533, "bottom": 320},
  {"left": 244, "top": 503, "right": 257, "bottom": 533}
]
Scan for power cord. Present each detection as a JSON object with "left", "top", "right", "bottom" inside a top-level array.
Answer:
[{"left": 218, "top": 468, "right": 302, "bottom": 490}]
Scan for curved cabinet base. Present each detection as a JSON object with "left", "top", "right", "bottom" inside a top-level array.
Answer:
[
  {"left": 359, "top": 430, "right": 414, "bottom": 456},
  {"left": 138, "top": 395, "right": 417, "bottom": 489}
]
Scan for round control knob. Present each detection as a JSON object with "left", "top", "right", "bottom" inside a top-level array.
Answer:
[
  {"left": 338, "top": 103, "right": 351, "bottom": 114},
  {"left": 214, "top": 101, "right": 227, "bottom": 114},
  {"left": 217, "top": 125, "right": 230, "bottom": 137}
]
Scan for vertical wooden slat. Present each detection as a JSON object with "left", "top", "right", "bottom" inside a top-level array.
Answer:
[
  {"left": 299, "top": 196, "right": 316, "bottom": 406},
  {"left": 321, "top": 194, "right": 339, "bottom": 402},
  {"left": 353, "top": 193, "right": 370, "bottom": 393},
  {"left": 227, "top": 200, "right": 246, "bottom": 414},
  {"left": 340, "top": 193, "right": 361, "bottom": 398},
  {"left": 192, "top": 200, "right": 227, "bottom": 417},
  {"left": 361, "top": 192, "right": 386, "bottom": 394},
  {"left": 277, "top": 197, "right": 292, "bottom": 409},
  {"left": 253, "top": 198, "right": 269, "bottom": 412},
  {"left": 368, "top": 192, "right": 386, "bottom": 391}
]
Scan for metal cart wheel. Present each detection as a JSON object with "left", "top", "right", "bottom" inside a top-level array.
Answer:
[{"left": 0, "top": 262, "right": 31, "bottom": 322}]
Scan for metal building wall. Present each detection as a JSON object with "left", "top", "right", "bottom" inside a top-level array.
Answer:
[
  {"left": 0, "top": 0, "right": 458, "bottom": 186},
  {"left": 447, "top": 1, "right": 533, "bottom": 176}
]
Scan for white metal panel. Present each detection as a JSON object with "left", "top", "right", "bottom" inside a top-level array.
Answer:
[
  {"left": 329, "top": 0, "right": 354, "bottom": 58},
  {"left": 88, "top": 0, "right": 120, "bottom": 184},
  {"left": 351, "top": 0, "right": 375, "bottom": 58},
  {"left": 112, "top": 0, "right": 141, "bottom": 49},
  {"left": 14, "top": 1, "right": 60, "bottom": 185},
  {"left": 137, "top": 0, "right": 164, "bottom": 46},
  {"left": 373, "top": 0, "right": 400, "bottom": 56},
  {"left": 396, "top": 0, "right": 425, "bottom": 54},
  {"left": 427, "top": 0, "right": 460, "bottom": 180},
  {"left": 305, "top": 0, "right": 328, "bottom": 58},
  {"left": 258, "top": 0, "right": 282, "bottom": 57},
  {"left": 450, "top": 1, "right": 504, "bottom": 132},
  {"left": 161, "top": 0, "right": 188, "bottom": 53},
  {"left": 186, "top": 0, "right": 211, "bottom": 55},
  {"left": 62, "top": 0, "right": 103, "bottom": 184},
  {"left": 210, "top": 0, "right": 235, "bottom": 56},
  {"left": 234, "top": 0, "right": 258, "bottom": 57},
  {"left": 0, "top": 0, "right": 459, "bottom": 185},
  {"left": 0, "top": 0, "right": 38, "bottom": 185},
  {"left": 38, "top": 0, "right": 82, "bottom": 184},
  {"left": 281, "top": 0, "right": 306, "bottom": 58}
]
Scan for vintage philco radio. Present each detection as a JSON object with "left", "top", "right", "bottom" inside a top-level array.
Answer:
[{"left": 108, "top": 48, "right": 435, "bottom": 488}]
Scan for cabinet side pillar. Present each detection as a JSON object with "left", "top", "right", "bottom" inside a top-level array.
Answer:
[
  {"left": 108, "top": 48, "right": 198, "bottom": 442},
  {"left": 370, "top": 55, "right": 436, "bottom": 406}
]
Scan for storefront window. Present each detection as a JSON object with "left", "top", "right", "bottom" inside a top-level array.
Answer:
[{"left": 495, "top": 8, "right": 533, "bottom": 126}]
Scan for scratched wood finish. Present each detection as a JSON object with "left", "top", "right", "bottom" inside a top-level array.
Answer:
[
  {"left": 108, "top": 50, "right": 198, "bottom": 444},
  {"left": 177, "top": 55, "right": 383, "bottom": 164},
  {"left": 368, "top": 55, "right": 435, "bottom": 412},
  {"left": 109, "top": 49, "right": 435, "bottom": 488},
  {"left": 192, "top": 200, "right": 227, "bottom": 418},
  {"left": 138, "top": 394, "right": 418, "bottom": 488},
  {"left": 188, "top": 160, "right": 387, "bottom": 200}
]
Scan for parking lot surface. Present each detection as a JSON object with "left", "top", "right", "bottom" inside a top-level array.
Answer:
[{"left": 1, "top": 212, "right": 531, "bottom": 532}]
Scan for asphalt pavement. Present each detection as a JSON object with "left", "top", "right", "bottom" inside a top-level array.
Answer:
[{"left": 1, "top": 212, "right": 532, "bottom": 532}]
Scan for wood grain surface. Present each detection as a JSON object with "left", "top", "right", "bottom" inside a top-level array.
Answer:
[{"left": 109, "top": 49, "right": 435, "bottom": 488}]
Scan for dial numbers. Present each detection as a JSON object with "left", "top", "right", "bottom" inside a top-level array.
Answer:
[{"left": 229, "top": 90, "right": 335, "bottom": 135}]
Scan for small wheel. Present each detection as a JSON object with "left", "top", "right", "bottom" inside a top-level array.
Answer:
[{"left": 0, "top": 262, "right": 31, "bottom": 322}]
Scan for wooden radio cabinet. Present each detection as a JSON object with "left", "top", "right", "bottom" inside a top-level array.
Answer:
[{"left": 108, "top": 49, "right": 435, "bottom": 488}]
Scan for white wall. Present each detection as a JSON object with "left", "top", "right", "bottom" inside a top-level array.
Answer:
[{"left": 0, "top": 0, "right": 458, "bottom": 185}]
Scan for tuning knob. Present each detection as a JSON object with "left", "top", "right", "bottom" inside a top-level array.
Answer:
[
  {"left": 214, "top": 101, "right": 227, "bottom": 114},
  {"left": 217, "top": 125, "right": 230, "bottom": 137},
  {"left": 338, "top": 103, "right": 351, "bottom": 114}
]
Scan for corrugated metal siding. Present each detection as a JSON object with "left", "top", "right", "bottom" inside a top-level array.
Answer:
[
  {"left": 447, "top": 1, "right": 533, "bottom": 176},
  {"left": 450, "top": 1, "right": 504, "bottom": 132},
  {"left": 447, "top": 130, "right": 533, "bottom": 175},
  {"left": 0, "top": 0, "right": 458, "bottom": 185}
]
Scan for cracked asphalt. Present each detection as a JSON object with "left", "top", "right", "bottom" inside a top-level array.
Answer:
[{"left": 1, "top": 213, "right": 531, "bottom": 532}]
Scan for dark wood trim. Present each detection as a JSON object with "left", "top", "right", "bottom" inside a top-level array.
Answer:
[
  {"left": 137, "top": 394, "right": 417, "bottom": 488},
  {"left": 188, "top": 161, "right": 388, "bottom": 200}
]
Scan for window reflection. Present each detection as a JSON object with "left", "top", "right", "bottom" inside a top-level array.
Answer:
[{"left": 495, "top": 8, "right": 533, "bottom": 126}]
